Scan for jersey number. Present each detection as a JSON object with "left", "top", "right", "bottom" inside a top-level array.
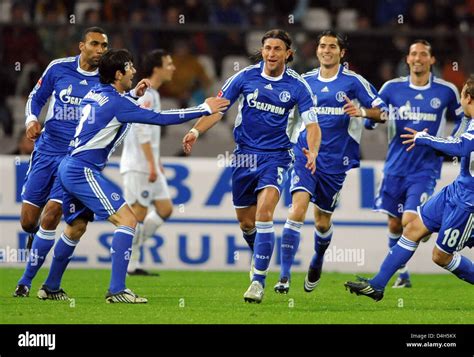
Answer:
[
  {"left": 74, "top": 104, "right": 92, "bottom": 139},
  {"left": 441, "top": 228, "right": 460, "bottom": 248},
  {"left": 277, "top": 167, "right": 284, "bottom": 185}
]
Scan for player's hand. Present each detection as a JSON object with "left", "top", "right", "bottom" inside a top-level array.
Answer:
[
  {"left": 342, "top": 95, "right": 362, "bottom": 117},
  {"left": 400, "top": 127, "right": 428, "bottom": 151},
  {"left": 204, "top": 97, "right": 230, "bottom": 114},
  {"left": 134, "top": 79, "right": 151, "bottom": 97},
  {"left": 302, "top": 147, "right": 317, "bottom": 174},
  {"left": 182, "top": 131, "right": 198, "bottom": 154},
  {"left": 148, "top": 164, "right": 158, "bottom": 183},
  {"left": 26, "top": 121, "right": 41, "bottom": 141}
]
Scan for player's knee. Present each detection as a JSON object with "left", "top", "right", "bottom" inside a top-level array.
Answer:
[
  {"left": 20, "top": 217, "right": 38, "bottom": 233},
  {"left": 315, "top": 221, "right": 331, "bottom": 234},
  {"left": 289, "top": 205, "right": 306, "bottom": 222},
  {"left": 432, "top": 248, "right": 452, "bottom": 267},
  {"left": 255, "top": 210, "right": 273, "bottom": 222},
  {"left": 41, "top": 205, "right": 63, "bottom": 230},
  {"left": 388, "top": 218, "right": 403, "bottom": 234},
  {"left": 158, "top": 206, "right": 173, "bottom": 220},
  {"left": 239, "top": 220, "right": 255, "bottom": 232}
]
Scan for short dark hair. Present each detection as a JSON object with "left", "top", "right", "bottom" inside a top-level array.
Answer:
[
  {"left": 81, "top": 26, "right": 106, "bottom": 42},
  {"left": 316, "top": 30, "right": 347, "bottom": 51},
  {"left": 463, "top": 75, "right": 474, "bottom": 99},
  {"left": 261, "top": 29, "right": 294, "bottom": 63},
  {"left": 99, "top": 49, "right": 133, "bottom": 84},
  {"left": 142, "top": 49, "right": 170, "bottom": 78},
  {"left": 409, "top": 39, "right": 433, "bottom": 56}
]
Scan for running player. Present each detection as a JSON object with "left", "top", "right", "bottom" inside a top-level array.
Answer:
[
  {"left": 345, "top": 77, "right": 474, "bottom": 301},
  {"left": 36, "top": 49, "right": 229, "bottom": 303},
  {"left": 182, "top": 29, "right": 321, "bottom": 303},
  {"left": 14, "top": 27, "right": 109, "bottom": 297}
]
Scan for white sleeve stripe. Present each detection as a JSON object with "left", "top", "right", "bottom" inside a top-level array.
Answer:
[
  {"left": 433, "top": 77, "right": 461, "bottom": 102},
  {"left": 221, "top": 64, "right": 259, "bottom": 92},
  {"left": 344, "top": 71, "right": 376, "bottom": 99},
  {"left": 285, "top": 69, "right": 314, "bottom": 97},
  {"left": 379, "top": 76, "right": 408, "bottom": 94}
]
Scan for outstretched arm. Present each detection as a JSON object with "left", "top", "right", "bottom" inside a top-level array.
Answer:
[{"left": 401, "top": 126, "right": 474, "bottom": 157}]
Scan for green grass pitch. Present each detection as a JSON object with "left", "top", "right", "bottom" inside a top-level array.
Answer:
[{"left": 1, "top": 268, "right": 472, "bottom": 324}]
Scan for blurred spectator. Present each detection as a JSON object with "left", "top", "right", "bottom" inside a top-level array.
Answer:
[
  {"left": 442, "top": 59, "right": 467, "bottom": 92},
  {"left": 10, "top": 131, "right": 34, "bottom": 155},
  {"left": 375, "top": 0, "right": 410, "bottom": 27},
  {"left": 408, "top": 1, "right": 435, "bottom": 29},
  {"left": 83, "top": 7, "right": 102, "bottom": 24},
  {"left": 210, "top": 0, "right": 246, "bottom": 25},
  {"left": 34, "top": 0, "right": 68, "bottom": 24},
  {"left": 181, "top": 0, "right": 209, "bottom": 23},
  {"left": 160, "top": 40, "right": 211, "bottom": 106},
  {"left": 103, "top": 0, "right": 129, "bottom": 23}
]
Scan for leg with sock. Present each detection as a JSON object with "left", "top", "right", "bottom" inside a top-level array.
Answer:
[
  {"left": 127, "top": 222, "right": 143, "bottom": 273},
  {"left": 243, "top": 227, "right": 256, "bottom": 251},
  {"left": 388, "top": 231, "right": 412, "bottom": 287},
  {"left": 17, "top": 227, "right": 56, "bottom": 290},
  {"left": 142, "top": 210, "right": 164, "bottom": 242},
  {"left": 304, "top": 225, "right": 333, "bottom": 292},
  {"left": 444, "top": 253, "right": 474, "bottom": 284},
  {"left": 280, "top": 219, "right": 302, "bottom": 280},
  {"left": 109, "top": 226, "right": 135, "bottom": 294}
]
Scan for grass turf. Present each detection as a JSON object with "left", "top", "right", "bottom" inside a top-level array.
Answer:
[{"left": 1, "top": 268, "right": 473, "bottom": 324}]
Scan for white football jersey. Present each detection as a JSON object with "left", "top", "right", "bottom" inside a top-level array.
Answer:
[{"left": 120, "top": 87, "right": 162, "bottom": 174}]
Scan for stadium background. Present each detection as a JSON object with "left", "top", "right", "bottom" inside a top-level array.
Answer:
[{"left": 0, "top": 0, "right": 473, "bottom": 274}]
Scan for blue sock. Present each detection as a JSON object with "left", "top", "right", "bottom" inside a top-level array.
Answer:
[
  {"left": 109, "top": 226, "right": 135, "bottom": 294},
  {"left": 18, "top": 227, "right": 56, "bottom": 288},
  {"left": 243, "top": 227, "right": 256, "bottom": 252},
  {"left": 252, "top": 221, "right": 275, "bottom": 287},
  {"left": 370, "top": 236, "right": 418, "bottom": 290},
  {"left": 309, "top": 225, "right": 333, "bottom": 269},
  {"left": 445, "top": 253, "right": 474, "bottom": 284},
  {"left": 388, "top": 232, "right": 410, "bottom": 280},
  {"left": 44, "top": 233, "right": 78, "bottom": 290},
  {"left": 280, "top": 219, "right": 302, "bottom": 280}
]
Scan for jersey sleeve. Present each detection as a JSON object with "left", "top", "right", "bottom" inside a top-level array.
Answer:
[
  {"left": 415, "top": 129, "right": 474, "bottom": 157},
  {"left": 217, "top": 69, "right": 245, "bottom": 113},
  {"left": 25, "top": 60, "right": 57, "bottom": 125},
  {"left": 296, "top": 79, "right": 318, "bottom": 125},
  {"left": 115, "top": 95, "right": 211, "bottom": 125},
  {"left": 353, "top": 76, "right": 386, "bottom": 110},
  {"left": 445, "top": 86, "right": 466, "bottom": 137}
]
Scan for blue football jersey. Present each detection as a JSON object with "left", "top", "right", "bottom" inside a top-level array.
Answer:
[
  {"left": 296, "top": 65, "right": 387, "bottom": 174},
  {"left": 219, "top": 61, "right": 318, "bottom": 152},
  {"left": 25, "top": 55, "right": 101, "bottom": 155},
  {"left": 380, "top": 74, "right": 464, "bottom": 178},
  {"left": 415, "top": 118, "right": 474, "bottom": 209},
  {"left": 69, "top": 84, "right": 211, "bottom": 170}
]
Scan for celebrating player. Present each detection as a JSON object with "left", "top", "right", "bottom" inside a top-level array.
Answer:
[
  {"left": 35, "top": 49, "right": 229, "bottom": 303},
  {"left": 182, "top": 29, "right": 321, "bottom": 303},
  {"left": 274, "top": 31, "right": 387, "bottom": 294},
  {"left": 14, "top": 27, "right": 109, "bottom": 298},
  {"left": 345, "top": 76, "right": 474, "bottom": 301},
  {"left": 120, "top": 49, "right": 176, "bottom": 276},
  {"left": 371, "top": 39, "right": 466, "bottom": 288}
]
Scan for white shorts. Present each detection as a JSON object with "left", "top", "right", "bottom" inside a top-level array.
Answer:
[{"left": 122, "top": 171, "right": 171, "bottom": 207}]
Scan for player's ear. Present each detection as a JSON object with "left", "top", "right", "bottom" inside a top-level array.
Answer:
[
  {"left": 430, "top": 56, "right": 436, "bottom": 66},
  {"left": 115, "top": 70, "right": 123, "bottom": 81},
  {"left": 79, "top": 41, "right": 84, "bottom": 52},
  {"left": 340, "top": 48, "right": 345, "bottom": 59}
]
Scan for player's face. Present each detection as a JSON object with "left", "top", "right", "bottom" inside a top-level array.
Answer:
[
  {"left": 317, "top": 36, "right": 344, "bottom": 68},
  {"left": 119, "top": 61, "right": 136, "bottom": 91},
  {"left": 158, "top": 55, "right": 176, "bottom": 83},
  {"left": 261, "top": 38, "right": 290, "bottom": 75},
  {"left": 460, "top": 85, "right": 472, "bottom": 117},
  {"left": 80, "top": 32, "right": 108, "bottom": 68},
  {"left": 406, "top": 43, "right": 434, "bottom": 76}
]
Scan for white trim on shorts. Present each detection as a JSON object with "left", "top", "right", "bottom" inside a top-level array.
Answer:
[
  {"left": 22, "top": 200, "right": 40, "bottom": 208},
  {"left": 256, "top": 184, "right": 281, "bottom": 196},
  {"left": 313, "top": 202, "right": 334, "bottom": 214},
  {"left": 373, "top": 208, "right": 399, "bottom": 218},
  {"left": 290, "top": 186, "right": 313, "bottom": 197},
  {"left": 49, "top": 199, "right": 63, "bottom": 204}
]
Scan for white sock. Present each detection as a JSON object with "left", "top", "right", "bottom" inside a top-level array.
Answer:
[
  {"left": 128, "top": 222, "right": 143, "bottom": 272},
  {"left": 142, "top": 210, "right": 164, "bottom": 243}
]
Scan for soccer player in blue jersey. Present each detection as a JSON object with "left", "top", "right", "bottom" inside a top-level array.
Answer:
[
  {"left": 345, "top": 77, "right": 474, "bottom": 301},
  {"left": 182, "top": 29, "right": 321, "bottom": 303},
  {"left": 273, "top": 31, "right": 388, "bottom": 294},
  {"left": 36, "top": 49, "right": 228, "bottom": 303},
  {"left": 371, "top": 40, "right": 466, "bottom": 288},
  {"left": 14, "top": 27, "right": 109, "bottom": 298}
]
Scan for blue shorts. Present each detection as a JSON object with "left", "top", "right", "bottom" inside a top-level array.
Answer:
[
  {"left": 419, "top": 182, "right": 474, "bottom": 254},
  {"left": 232, "top": 148, "right": 293, "bottom": 208},
  {"left": 290, "top": 159, "right": 346, "bottom": 213},
  {"left": 374, "top": 174, "right": 436, "bottom": 218},
  {"left": 58, "top": 157, "right": 126, "bottom": 224},
  {"left": 21, "top": 150, "right": 64, "bottom": 207}
]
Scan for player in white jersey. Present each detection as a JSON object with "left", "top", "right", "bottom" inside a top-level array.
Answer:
[{"left": 120, "top": 50, "right": 175, "bottom": 275}]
